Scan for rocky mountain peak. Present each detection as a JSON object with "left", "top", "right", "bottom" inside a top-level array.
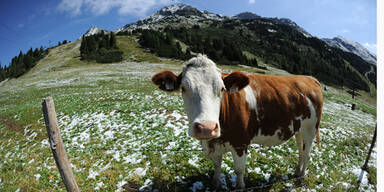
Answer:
[
  {"left": 81, "top": 26, "right": 110, "bottom": 39},
  {"left": 322, "top": 36, "right": 376, "bottom": 65},
  {"left": 157, "top": 3, "right": 202, "bottom": 17},
  {"left": 268, "top": 17, "right": 312, "bottom": 37},
  {"left": 116, "top": 4, "right": 227, "bottom": 32}
]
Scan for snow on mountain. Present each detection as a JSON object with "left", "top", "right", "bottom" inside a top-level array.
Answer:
[
  {"left": 116, "top": 4, "right": 312, "bottom": 38},
  {"left": 116, "top": 4, "right": 228, "bottom": 32},
  {"left": 322, "top": 36, "right": 376, "bottom": 65},
  {"left": 80, "top": 26, "right": 111, "bottom": 39},
  {"left": 268, "top": 17, "right": 312, "bottom": 37}
]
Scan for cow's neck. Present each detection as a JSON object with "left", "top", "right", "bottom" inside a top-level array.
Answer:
[
  {"left": 217, "top": 91, "right": 251, "bottom": 154},
  {"left": 219, "top": 92, "right": 230, "bottom": 130}
]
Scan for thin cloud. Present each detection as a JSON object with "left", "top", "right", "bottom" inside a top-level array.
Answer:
[
  {"left": 249, "top": 0, "right": 255, "bottom": 4},
  {"left": 28, "top": 14, "right": 36, "bottom": 21},
  {"left": 58, "top": 0, "right": 173, "bottom": 17},
  {"left": 341, "top": 29, "right": 350, "bottom": 34},
  {"left": 58, "top": 0, "right": 83, "bottom": 16}
]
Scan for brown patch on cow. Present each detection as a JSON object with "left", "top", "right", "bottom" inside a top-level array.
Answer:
[
  {"left": 222, "top": 72, "right": 249, "bottom": 92},
  {"left": 0, "top": 114, "right": 22, "bottom": 132},
  {"left": 152, "top": 70, "right": 182, "bottom": 92},
  {"left": 214, "top": 74, "right": 323, "bottom": 156}
]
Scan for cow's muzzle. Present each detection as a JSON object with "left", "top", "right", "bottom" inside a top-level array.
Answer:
[{"left": 192, "top": 121, "right": 219, "bottom": 140}]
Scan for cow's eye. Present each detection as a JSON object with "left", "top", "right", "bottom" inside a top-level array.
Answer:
[
  {"left": 181, "top": 86, "right": 186, "bottom": 93},
  {"left": 221, "top": 87, "right": 225, "bottom": 92}
]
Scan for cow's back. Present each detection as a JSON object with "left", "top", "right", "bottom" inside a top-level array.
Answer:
[
  {"left": 250, "top": 75, "right": 322, "bottom": 143},
  {"left": 217, "top": 74, "right": 323, "bottom": 154}
]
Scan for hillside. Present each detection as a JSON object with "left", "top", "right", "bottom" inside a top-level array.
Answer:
[{"left": 0, "top": 34, "right": 377, "bottom": 191}]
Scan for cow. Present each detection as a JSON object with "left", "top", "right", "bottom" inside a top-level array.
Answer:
[{"left": 152, "top": 54, "right": 323, "bottom": 189}]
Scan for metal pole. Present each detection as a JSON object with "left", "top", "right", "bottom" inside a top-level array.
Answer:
[{"left": 357, "top": 124, "right": 377, "bottom": 188}]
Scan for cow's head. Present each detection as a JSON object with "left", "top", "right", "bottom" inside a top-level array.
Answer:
[{"left": 152, "top": 55, "right": 249, "bottom": 140}]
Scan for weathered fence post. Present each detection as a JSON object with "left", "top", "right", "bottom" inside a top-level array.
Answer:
[{"left": 42, "top": 97, "right": 80, "bottom": 192}]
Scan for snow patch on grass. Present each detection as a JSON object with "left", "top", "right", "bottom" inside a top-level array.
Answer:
[
  {"left": 94, "top": 181, "right": 104, "bottom": 190},
  {"left": 130, "top": 167, "right": 147, "bottom": 177},
  {"left": 34, "top": 174, "right": 41, "bottom": 181},
  {"left": 115, "top": 180, "right": 127, "bottom": 192},
  {"left": 88, "top": 168, "right": 99, "bottom": 180}
]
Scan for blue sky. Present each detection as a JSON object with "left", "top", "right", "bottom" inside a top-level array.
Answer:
[{"left": 0, "top": 0, "right": 377, "bottom": 67}]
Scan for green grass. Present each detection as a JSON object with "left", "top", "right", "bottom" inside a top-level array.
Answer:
[
  {"left": 0, "top": 35, "right": 377, "bottom": 191},
  {"left": 323, "top": 91, "right": 376, "bottom": 116},
  {"left": 116, "top": 35, "right": 162, "bottom": 63}
]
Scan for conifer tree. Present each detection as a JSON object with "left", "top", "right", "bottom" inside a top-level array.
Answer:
[
  {"left": 0, "top": 64, "right": 3, "bottom": 81},
  {"left": 99, "top": 35, "right": 108, "bottom": 49},
  {"left": 87, "top": 36, "right": 97, "bottom": 53},
  {"left": 109, "top": 33, "right": 116, "bottom": 48},
  {"left": 18, "top": 51, "right": 24, "bottom": 61},
  {"left": 80, "top": 36, "right": 87, "bottom": 56},
  {"left": 39, "top": 46, "right": 44, "bottom": 53},
  {"left": 27, "top": 48, "right": 33, "bottom": 56},
  {"left": 33, "top": 48, "right": 40, "bottom": 58},
  {"left": 23, "top": 54, "right": 33, "bottom": 68}
]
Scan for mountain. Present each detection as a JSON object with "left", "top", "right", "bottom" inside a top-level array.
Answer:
[
  {"left": 72, "top": 4, "right": 375, "bottom": 93},
  {"left": 322, "top": 36, "right": 376, "bottom": 65},
  {"left": 81, "top": 5, "right": 375, "bottom": 73},
  {"left": 117, "top": 4, "right": 376, "bottom": 92},
  {"left": 116, "top": 4, "right": 312, "bottom": 39}
]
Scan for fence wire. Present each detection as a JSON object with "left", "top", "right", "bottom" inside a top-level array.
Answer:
[
  {"left": 63, "top": 145, "right": 265, "bottom": 153},
  {"left": 66, "top": 146, "right": 204, "bottom": 152}
]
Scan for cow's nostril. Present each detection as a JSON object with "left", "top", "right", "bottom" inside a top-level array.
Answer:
[
  {"left": 214, "top": 123, "right": 218, "bottom": 131},
  {"left": 194, "top": 123, "right": 202, "bottom": 133}
]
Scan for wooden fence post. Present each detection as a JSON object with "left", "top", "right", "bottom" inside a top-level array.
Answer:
[{"left": 42, "top": 97, "right": 80, "bottom": 192}]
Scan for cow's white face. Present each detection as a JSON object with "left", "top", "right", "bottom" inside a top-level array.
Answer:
[
  {"left": 152, "top": 55, "right": 250, "bottom": 140},
  {"left": 180, "top": 57, "right": 225, "bottom": 139}
]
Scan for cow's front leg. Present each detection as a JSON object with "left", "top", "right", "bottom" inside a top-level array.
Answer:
[
  {"left": 231, "top": 150, "right": 247, "bottom": 189},
  {"left": 210, "top": 153, "right": 223, "bottom": 188}
]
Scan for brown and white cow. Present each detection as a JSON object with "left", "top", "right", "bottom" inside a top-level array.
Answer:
[{"left": 152, "top": 55, "right": 323, "bottom": 188}]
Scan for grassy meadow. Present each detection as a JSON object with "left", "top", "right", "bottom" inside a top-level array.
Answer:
[{"left": 0, "top": 36, "right": 376, "bottom": 191}]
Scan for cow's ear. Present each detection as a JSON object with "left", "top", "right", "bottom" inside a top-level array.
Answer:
[
  {"left": 152, "top": 70, "right": 181, "bottom": 92},
  {"left": 223, "top": 72, "right": 249, "bottom": 93}
]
